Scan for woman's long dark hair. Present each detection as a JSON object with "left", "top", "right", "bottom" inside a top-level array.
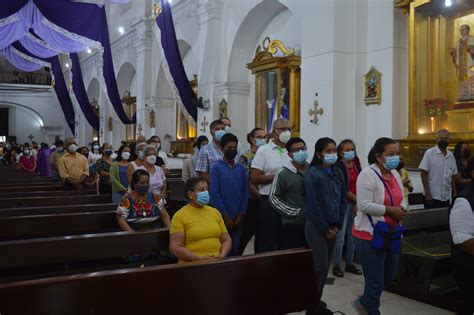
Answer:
[
  {"left": 130, "top": 169, "right": 149, "bottom": 190},
  {"left": 310, "top": 137, "right": 337, "bottom": 167},
  {"left": 116, "top": 144, "right": 129, "bottom": 162},
  {"left": 195, "top": 135, "right": 209, "bottom": 150},
  {"left": 247, "top": 127, "right": 264, "bottom": 146},
  {"left": 337, "top": 139, "right": 357, "bottom": 160},
  {"left": 454, "top": 141, "right": 469, "bottom": 160},
  {"left": 367, "top": 137, "right": 396, "bottom": 165},
  {"left": 90, "top": 141, "right": 101, "bottom": 154}
]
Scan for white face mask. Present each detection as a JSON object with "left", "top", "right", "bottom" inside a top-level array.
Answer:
[
  {"left": 146, "top": 155, "right": 157, "bottom": 165},
  {"left": 68, "top": 144, "right": 77, "bottom": 153},
  {"left": 121, "top": 152, "right": 131, "bottom": 161},
  {"left": 155, "top": 143, "right": 161, "bottom": 150},
  {"left": 278, "top": 130, "right": 291, "bottom": 144},
  {"left": 110, "top": 153, "right": 118, "bottom": 160}
]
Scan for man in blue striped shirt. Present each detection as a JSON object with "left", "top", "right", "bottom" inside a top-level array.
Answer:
[{"left": 195, "top": 119, "right": 226, "bottom": 181}]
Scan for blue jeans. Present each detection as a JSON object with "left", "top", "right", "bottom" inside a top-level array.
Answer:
[
  {"left": 228, "top": 224, "right": 242, "bottom": 257},
  {"left": 255, "top": 196, "right": 281, "bottom": 253},
  {"left": 334, "top": 202, "right": 355, "bottom": 267},
  {"left": 354, "top": 237, "right": 399, "bottom": 315},
  {"left": 112, "top": 191, "right": 125, "bottom": 204}
]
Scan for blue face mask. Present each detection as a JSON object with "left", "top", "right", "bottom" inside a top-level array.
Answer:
[
  {"left": 256, "top": 138, "right": 267, "bottom": 148},
  {"left": 292, "top": 150, "right": 308, "bottom": 165},
  {"left": 136, "top": 184, "right": 149, "bottom": 195},
  {"left": 323, "top": 153, "right": 338, "bottom": 165},
  {"left": 384, "top": 155, "right": 400, "bottom": 171},
  {"left": 343, "top": 151, "right": 356, "bottom": 161},
  {"left": 195, "top": 191, "right": 210, "bottom": 206},
  {"left": 224, "top": 126, "right": 232, "bottom": 134},
  {"left": 105, "top": 149, "right": 113, "bottom": 156},
  {"left": 215, "top": 130, "right": 226, "bottom": 141}
]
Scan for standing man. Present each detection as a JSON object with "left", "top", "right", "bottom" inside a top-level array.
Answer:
[
  {"left": 195, "top": 119, "right": 226, "bottom": 182},
  {"left": 419, "top": 129, "right": 458, "bottom": 209},
  {"left": 58, "top": 138, "right": 89, "bottom": 190},
  {"left": 251, "top": 118, "right": 292, "bottom": 253},
  {"left": 50, "top": 140, "right": 65, "bottom": 181}
]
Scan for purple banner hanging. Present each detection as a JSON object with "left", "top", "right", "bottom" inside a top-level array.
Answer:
[
  {"left": 70, "top": 53, "right": 100, "bottom": 130},
  {"left": 156, "top": 0, "right": 197, "bottom": 122}
]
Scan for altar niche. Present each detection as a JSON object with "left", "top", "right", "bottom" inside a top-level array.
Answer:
[
  {"left": 247, "top": 37, "right": 301, "bottom": 136},
  {"left": 400, "top": 0, "right": 474, "bottom": 167},
  {"left": 121, "top": 91, "right": 136, "bottom": 142}
]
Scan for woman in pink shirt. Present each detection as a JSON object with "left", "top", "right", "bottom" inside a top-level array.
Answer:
[
  {"left": 351, "top": 137, "right": 408, "bottom": 315},
  {"left": 19, "top": 148, "right": 36, "bottom": 174}
]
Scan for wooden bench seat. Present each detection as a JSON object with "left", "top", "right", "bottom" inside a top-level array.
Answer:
[
  {"left": 0, "top": 184, "right": 64, "bottom": 193},
  {"left": 0, "top": 203, "right": 117, "bottom": 217},
  {"left": 0, "top": 190, "right": 95, "bottom": 199},
  {"left": 0, "top": 248, "right": 318, "bottom": 315},
  {"left": 0, "top": 194, "right": 111, "bottom": 209}
]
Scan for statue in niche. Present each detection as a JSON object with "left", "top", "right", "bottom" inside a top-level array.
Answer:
[
  {"left": 90, "top": 98, "right": 99, "bottom": 117},
  {"left": 219, "top": 98, "right": 228, "bottom": 119},
  {"left": 108, "top": 117, "right": 113, "bottom": 131},
  {"left": 449, "top": 24, "right": 474, "bottom": 102},
  {"left": 150, "top": 109, "right": 156, "bottom": 128}
]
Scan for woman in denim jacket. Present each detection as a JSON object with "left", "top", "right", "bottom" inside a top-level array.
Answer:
[{"left": 304, "top": 137, "right": 347, "bottom": 315}]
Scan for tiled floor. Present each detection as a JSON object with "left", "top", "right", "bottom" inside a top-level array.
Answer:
[{"left": 242, "top": 239, "right": 454, "bottom": 315}]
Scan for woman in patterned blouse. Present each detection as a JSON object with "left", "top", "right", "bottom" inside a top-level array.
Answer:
[{"left": 117, "top": 169, "right": 170, "bottom": 231}]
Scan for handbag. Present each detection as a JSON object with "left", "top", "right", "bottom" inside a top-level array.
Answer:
[{"left": 367, "top": 168, "right": 406, "bottom": 255}]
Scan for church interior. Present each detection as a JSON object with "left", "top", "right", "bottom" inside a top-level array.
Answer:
[{"left": 0, "top": 0, "right": 473, "bottom": 314}]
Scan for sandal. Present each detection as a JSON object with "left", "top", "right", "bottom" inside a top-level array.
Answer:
[
  {"left": 345, "top": 264, "right": 362, "bottom": 275},
  {"left": 332, "top": 266, "right": 344, "bottom": 277}
]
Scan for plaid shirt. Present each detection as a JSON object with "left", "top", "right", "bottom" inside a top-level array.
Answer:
[{"left": 195, "top": 141, "right": 223, "bottom": 173}]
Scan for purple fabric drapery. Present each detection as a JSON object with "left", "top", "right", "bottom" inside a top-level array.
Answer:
[
  {"left": 70, "top": 52, "right": 99, "bottom": 130},
  {"left": 1, "top": 46, "right": 46, "bottom": 71},
  {"left": 156, "top": 0, "right": 197, "bottom": 122}
]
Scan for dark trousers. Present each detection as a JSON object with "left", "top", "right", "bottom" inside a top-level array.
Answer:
[
  {"left": 454, "top": 265, "right": 474, "bottom": 315},
  {"left": 228, "top": 224, "right": 242, "bottom": 257},
  {"left": 239, "top": 198, "right": 259, "bottom": 255},
  {"left": 423, "top": 197, "right": 450, "bottom": 209},
  {"left": 279, "top": 223, "right": 307, "bottom": 250},
  {"left": 255, "top": 195, "right": 281, "bottom": 253}
]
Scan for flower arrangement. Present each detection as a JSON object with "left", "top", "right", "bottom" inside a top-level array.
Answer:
[{"left": 424, "top": 98, "right": 448, "bottom": 117}]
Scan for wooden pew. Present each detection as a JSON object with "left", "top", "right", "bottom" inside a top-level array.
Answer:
[
  {"left": 0, "top": 194, "right": 111, "bottom": 209},
  {"left": 0, "top": 203, "right": 116, "bottom": 217},
  {"left": 0, "top": 190, "right": 94, "bottom": 199},
  {"left": 0, "top": 211, "right": 119, "bottom": 241},
  {"left": 0, "top": 229, "right": 170, "bottom": 281},
  {"left": 0, "top": 184, "right": 63, "bottom": 193},
  {"left": 0, "top": 248, "right": 318, "bottom": 315}
]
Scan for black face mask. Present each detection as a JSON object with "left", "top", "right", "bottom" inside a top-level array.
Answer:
[
  {"left": 224, "top": 149, "right": 238, "bottom": 160},
  {"left": 396, "top": 161, "right": 405, "bottom": 171},
  {"left": 81, "top": 152, "right": 89, "bottom": 158},
  {"left": 463, "top": 149, "right": 471, "bottom": 158},
  {"left": 438, "top": 140, "right": 449, "bottom": 150}
]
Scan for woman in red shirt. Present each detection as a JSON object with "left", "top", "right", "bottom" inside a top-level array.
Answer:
[{"left": 19, "top": 148, "right": 36, "bottom": 174}]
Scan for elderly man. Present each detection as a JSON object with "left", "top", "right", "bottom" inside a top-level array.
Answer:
[
  {"left": 251, "top": 118, "right": 292, "bottom": 252},
  {"left": 195, "top": 119, "right": 226, "bottom": 181},
  {"left": 58, "top": 138, "right": 89, "bottom": 190},
  {"left": 419, "top": 129, "right": 458, "bottom": 209}
]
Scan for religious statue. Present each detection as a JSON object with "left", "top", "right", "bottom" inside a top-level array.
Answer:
[
  {"left": 218, "top": 98, "right": 227, "bottom": 119},
  {"left": 90, "top": 98, "right": 99, "bottom": 117},
  {"left": 150, "top": 109, "right": 156, "bottom": 128},
  {"left": 450, "top": 24, "right": 474, "bottom": 102},
  {"left": 364, "top": 66, "right": 382, "bottom": 105},
  {"left": 108, "top": 117, "right": 113, "bottom": 131}
]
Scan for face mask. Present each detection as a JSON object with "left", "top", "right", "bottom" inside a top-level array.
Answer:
[
  {"left": 81, "top": 152, "right": 89, "bottom": 158},
  {"left": 56, "top": 147, "right": 64, "bottom": 153},
  {"left": 463, "top": 149, "right": 471, "bottom": 158},
  {"left": 121, "top": 152, "right": 131, "bottom": 161},
  {"left": 23, "top": 150, "right": 30, "bottom": 156},
  {"left": 146, "top": 155, "right": 157, "bottom": 165},
  {"left": 438, "top": 140, "right": 449, "bottom": 150},
  {"left": 93, "top": 145, "right": 100, "bottom": 151},
  {"left": 256, "top": 138, "right": 267, "bottom": 148},
  {"left": 195, "top": 191, "right": 210, "bottom": 206},
  {"left": 224, "top": 149, "right": 238, "bottom": 160},
  {"left": 136, "top": 184, "right": 149, "bottom": 195},
  {"left": 323, "top": 153, "right": 338, "bottom": 165},
  {"left": 292, "top": 150, "right": 308, "bottom": 165},
  {"left": 343, "top": 151, "right": 356, "bottom": 161},
  {"left": 215, "top": 130, "right": 226, "bottom": 141},
  {"left": 137, "top": 151, "right": 144, "bottom": 160},
  {"left": 396, "top": 161, "right": 405, "bottom": 171},
  {"left": 68, "top": 144, "right": 77, "bottom": 153},
  {"left": 224, "top": 126, "right": 232, "bottom": 134},
  {"left": 384, "top": 155, "right": 400, "bottom": 171},
  {"left": 155, "top": 143, "right": 161, "bottom": 150},
  {"left": 278, "top": 130, "right": 291, "bottom": 144},
  {"left": 105, "top": 149, "right": 113, "bottom": 156},
  {"left": 111, "top": 153, "right": 118, "bottom": 160}
]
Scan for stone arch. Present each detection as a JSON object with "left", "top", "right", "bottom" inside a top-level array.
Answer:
[
  {"left": 86, "top": 78, "right": 100, "bottom": 100},
  {"left": 116, "top": 62, "right": 136, "bottom": 97}
]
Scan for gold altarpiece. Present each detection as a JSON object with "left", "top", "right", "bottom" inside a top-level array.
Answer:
[
  {"left": 121, "top": 91, "right": 136, "bottom": 142},
  {"left": 398, "top": 0, "right": 474, "bottom": 167},
  {"left": 247, "top": 37, "right": 301, "bottom": 136}
]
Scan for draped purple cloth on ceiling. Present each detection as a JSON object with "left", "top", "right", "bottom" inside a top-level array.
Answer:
[
  {"left": 71, "top": 52, "right": 100, "bottom": 130},
  {"left": 156, "top": 0, "right": 197, "bottom": 122}
]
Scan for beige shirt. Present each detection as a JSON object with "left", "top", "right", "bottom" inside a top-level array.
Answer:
[
  {"left": 50, "top": 151, "right": 65, "bottom": 171},
  {"left": 58, "top": 152, "right": 89, "bottom": 181}
]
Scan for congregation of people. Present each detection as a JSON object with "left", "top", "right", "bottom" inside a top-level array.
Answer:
[{"left": 1, "top": 123, "right": 474, "bottom": 315}]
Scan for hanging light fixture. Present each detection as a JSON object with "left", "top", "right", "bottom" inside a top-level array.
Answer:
[{"left": 445, "top": 0, "right": 453, "bottom": 7}]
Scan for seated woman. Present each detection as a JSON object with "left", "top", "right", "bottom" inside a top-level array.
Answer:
[
  {"left": 18, "top": 148, "right": 36, "bottom": 174},
  {"left": 117, "top": 169, "right": 170, "bottom": 231},
  {"left": 170, "top": 177, "right": 232, "bottom": 263}
]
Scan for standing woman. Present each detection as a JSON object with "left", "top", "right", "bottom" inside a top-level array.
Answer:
[
  {"left": 454, "top": 141, "right": 472, "bottom": 194},
  {"left": 110, "top": 145, "right": 132, "bottom": 203},
  {"left": 352, "top": 137, "right": 408, "bottom": 315},
  {"left": 333, "top": 139, "right": 362, "bottom": 277},
  {"left": 127, "top": 142, "right": 147, "bottom": 183},
  {"left": 96, "top": 143, "right": 114, "bottom": 194},
  {"left": 132, "top": 145, "right": 167, "bottom": 198},
  {"left": 305, "top": 137, "right": 347, "bottom": 314}
]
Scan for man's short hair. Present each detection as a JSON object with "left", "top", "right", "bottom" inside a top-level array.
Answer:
[
  {"left": 272, "top": 118, "right": 290, "bottom": 130},
  {"left": 286, "top": 137, "right": 306, "bottom": 152},
  {"left": 210, "top": 119, "right": 224, "bottom": 132}
]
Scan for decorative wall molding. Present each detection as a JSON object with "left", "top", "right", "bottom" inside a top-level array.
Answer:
[
  {"left": 217, "top": 82, "right": 251, "bottom": 96},
  {"left": 197, "top": 0, "right": 223, "bottom": 26}
]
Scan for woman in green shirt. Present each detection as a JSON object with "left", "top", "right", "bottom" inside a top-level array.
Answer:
[{"left": 110, "top": 145, "right": 131, "bottom": 203}]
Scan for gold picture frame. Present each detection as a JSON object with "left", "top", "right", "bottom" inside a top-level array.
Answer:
[{"left": 364, "top": 66, "right": 382, "bottom": 105}]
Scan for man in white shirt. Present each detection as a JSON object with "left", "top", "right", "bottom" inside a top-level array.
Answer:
[
  {"left": 251, "top": 118, "right": 291, "bottom": 253},
  {"left": 419, "top": 129, "right": 458, "bottom": 209}
]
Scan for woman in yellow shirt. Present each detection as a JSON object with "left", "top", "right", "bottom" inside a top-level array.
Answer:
[{"left": 170, "top": 177, "right": 232, "bottom": 263}]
